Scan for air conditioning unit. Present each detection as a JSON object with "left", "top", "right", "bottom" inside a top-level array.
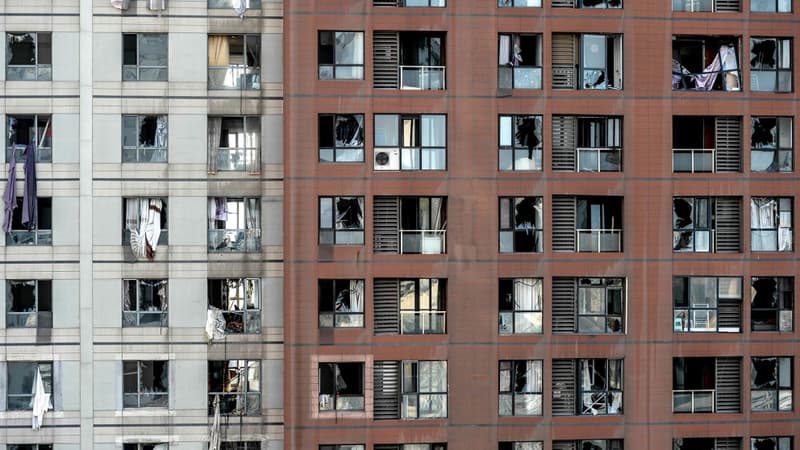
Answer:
[
  {"left": 374, "top": 148, "right": 400, "bottom": 171},
  {"left": 149, "top": 0, "right": 166, "bottom": 10},
  {"left": 110, "top": 0, "right": 130, "bottom": 9}
]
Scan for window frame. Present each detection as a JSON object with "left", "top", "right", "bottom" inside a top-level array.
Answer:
[
  {"left": 751, "top": 197, "right": 793, "bottom": 252},
  {"left": 499, "top": 360, "right": 543, "bottom": 416},
  {"left": 207, "top": 278, "right": 261, "bottom": 334},
  {"left": 750, "top": 37, "right": 793, "bottom": 93},
  {"left": 318, "top": 31, "right": 365, "bottom": 80},
  {"left": 122, "top": 360, "right": 169, "bottom": 408},
  {"left": 401, "top": 0, "right": 445, "bottom": 6},
  {"left": 554, "top": 440, "right": 623, "bottom": 450},
  {"left": 399, "top": 278, "right": 446, "bottom": 334},
  {"left": 207, "top": 360, "right": 261, "bottom": 416},
  {"left": 122, "top": 33, "right": 168, "bottom": 82},
  {"left": 578, "top": 358, "right": 624, "bottom": 415},
  {"left": 319, "top": 446, "right": 365, "bottom": 450},
  {"left": 499, "top": 115, "right": 543, "bottom": 171},
  {"left": 498, "top": 443, "right": 544, "bottom": 450},
  {"left": 8, "top": 446, "right": 54, "bottom": 450},
  {"left": 209, "top": 116, "right": 261, "bottom": 172},
  {"left": 499, "top": 197, "right": 544, "bottom": 253},
  {"left": 579, "top": 0, "right": 622, "bottom": 7},
  {"left": 401, "top": 360, "right": 448, "bottom": 419},
  {"left": 122, "top": 198, "right": 168, "bottom": 246},
  {"left": 318, "top": 362, "right": 365, "bottom": 411},
  {"left": 6, "top": 279, "right": 52, "bottom": 329},
  {"left": 498, "top": 33, "right": 543, "bottom": 90},
  {"left": 206, "top": 34, "right": 261, "bottom": 90},
  {"left": 751, "top": 116, "right": 793, "bottom": 172},
  {"left": 374, "top": 114, "right": 447, "bottom": 171},
  {"left": 6, "top": 32, "right": 51, "bottom": 81},
  {"left": 499, "top": 278, "right": 543, "bottom": 335},
  {"left": 319, "top": 114, "right": 365, "bottom": 163},
  {"left": 498, "top": 0, "right": 542, "bottom": 7},
  {"left": 218, "top": 443, "right": 262, "bottom": 450},
  {"left": 751, "top": 276, "right": 794, "bottom": 332},
  {"left": 751, "top": 356, "right": 793, "bottom": 412},
  {"left": 319, "top": 196, "right": 365, "bottom": 245},
  {"left": 576, "top": 116, "right": 623, "bottom": 172},
  {"left": 6, "top": 114, "right": 52, "bottom": 162},
  {"left": 208, "top": 0, "right": 261, "bottom": 7},
  {"left": 751, "top": 0, "right": 792, "bottom": 12},
  {"left": 751, "top": 437, "right": 793, "bottom": 450},
  {"left": 673, "top": 276, "right": 742, "bottom": 333},
  {"left": 7, "top": 197, "right": 53, "bottom": 246},
  {"left": 207, "top": 197, "right": 262, "bottom": 253},
  {"left": 577, "top": 278, "right": 625, "bottom": 334},
  {"left": 580, "top": 34, "right": 623, "bottom": 90},
  {"left": 7, "top": 361, "right": 53, "bottom": 411},
  {"left": 673, "top": 197, "right": 713, "bottom": 253},
  {"left": 122, "top": 444, "right": 169, "bottom": 450},
  {"left": 121, "top": 114, "right": 168, "bottom": 163},
  {"left": 318, "top": 279, "right": 365, "bottom": 328}
]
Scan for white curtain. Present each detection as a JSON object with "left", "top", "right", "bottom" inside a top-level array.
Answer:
[
  {"left": 719, "top": 44, "right": 740, "bottom": 91},
  {"left": 751, "top": 197, "right": 777, "bottom": 251},
  {"left": 128, "top": 198, "right": 162, "bottom": 260},
  {"left": 349, "top": 280, "right": 364, "bottom": 313},
  {"left": 245, "top": 198, "right": 260, "bottom": 231},
  {"left": 207, "top": 117, "right": 222, "bottom": 173},
  {"left": 499, "top": 35, "right": 511, "bottom": 65},
  {"left": 514, "top": 278, "right": 541, "bottom": 311}
]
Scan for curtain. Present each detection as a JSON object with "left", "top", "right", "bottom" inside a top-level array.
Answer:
[
  {"left": 154, "top": 116, "right": 167, "bottom": 154},
  {"left": 245, "top": 198, "right": 260, "bottom": 231},
  {"left": 514, "top": 278, "right": 542, "bottom": 311},
  {"left": 349, "top": 280, "right": 364, "bottom": 313},
  {"left": 207, "top": 36, "right": 230, "bottom": 67},
  {"left": 207, "top": 117, "right": 222, "bottom": 174},
  {"left": 499, "top": 35, "right": 511, "bottom": 65},
  {"left": 335, "top": 197, "right": 363, "bottom": 230},
  {"left": 128, "top": 198, "right": 163, "bottom": 260},
  {"left": 692, "top": 51, "right": 721, "bottom": 91},
  {"left": 751, "top": 197, "right": 776, "bottom": 251},
  {"left": 431, "top": 197, "right": 445, "bottom": 231},
  {"left": 719, "top": 44, "right": 740, "bottom": 91}
]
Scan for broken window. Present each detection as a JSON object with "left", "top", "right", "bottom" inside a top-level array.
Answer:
[
  {"left": 318, "top": 362, "right": 364, "bottom": 411},
  {"left": 672, "top": 0, "right": 739, "bottom": 11},
  {"left": 499, "top": 0, "right": 541, "bottom": 6},
  {"left": 374, "top": 445, "right": 446, "bottom": 450},
  {"left": 319, "top": 114, "right": 365, "bottom": 163},
  {"left": 319, "top": 196, "right": 365, "bottom": 245},
  {"left": 553, "top": 440, "right": 623, "bottom": 450},
  {"left": 751, "top": 38, "right": 792, "bottom": 92},
  {"left": 207, "top": 35, "right": 260, "bottom": 89},
  {"left": 751, "top": 356, "right": 792, "bottom": 411},
  {"left": 751, "top": 437, "right": 793, "bottom": 450},
  {"left": 751, "top": 277, "right": 793, "bottom": 332},
  {"left": 399, "top": 197, "right": 447, "bottom": 254},
  {"left": 320, "top": 446, "right": 365, "bottom": 450},
  {"left": 400, "top": 278, "right": 446, "bottom": 334},
  {"left": 578, "top": 359, "right": 623, "bottom": 415},
  {"left": 396, "top": 32, "right": 445, "bottom": 90},
  {"left": 208, "top": 197, "right": 261, "bottom": 252},
  {"left": 208, "top": 116, "right": 260, "bottom": 173},
  {"left": 752, "top": 117, "right": 792, "bottom": 172},
  {"left": 499, "top": 278, "right": 543, "bottom": 334},
  {"left": 577, "top": 0, "right": 621, "bottom": 7},
  {"left": 122, "top": 115, "right": 167, "bottom": 163},
  {"left": 122, "top": 280, "right": 168, "bottom": 327},
  {"left": 6, "top": 115, "right": 52, "bottom": 162},
  {"left": 672, "top": 36, "right": 740, "bottom": 91},
  {"left": 673, "top": 197, "right": 712, "bottom": 252},
  {"left": 123, "top": 360, "right": 168, "bottom": 408},
  {"left": 122, "top": 33, "right": 167, "bottom": 81},
  {"left": 374, "top": 114, "right": 446, "bottom": 170},
  {"left": 319, "top": 279, "right": 364, "bottom": 328},
  {"left": 577, "top": 278, "right": 624, "bottom": 333},
  {"left": 7, "top": 362, "right": 52, "bottom": 410},
  {"left": 673, "top": 438, "right": 743, "bottom": 450},
  {"left": 207, "top": 360, "right": 260, "bottom": 415},
  {"left": 6, "top": 280, "right": 51, "bottom": 329},
  {"left": 499, "top": 360, "right": 543, "bottom": 416},
  {"left": 751, "top": 0, "right": 791, "bottom": 11},
  {"left": 498, "top": 34, "right": 542, "bottom": 89},
  {"left": 123, "top": 199, "right": 168, "bottom": 258},
  {"left": 8, "top": 197, "right": 52, "bottom": 246},
  {"left": 6, "top": 32, "right": 51, "bottom": 81},
  {"left": 499, "top": 443, "right": 543, "bottom": 450},
  {"left": 394, "top": 0, "right": 445, "bottom": 6},
  {"left": 122, "top": 444, "right": 168, "bottom": 450},
  {"left": 580, "top": 34, "right": 623, "bottom": 90},
  {"left": 402, "top": 360, "right": 447, "bottom": 419},
  {"left": 576, "top": 197, "right": 623, "bottom": 252},
  {"left": 673, "top": 276, "right": 742, "bottom": 332},
  {"left": 672, "top": 357, "right": 717, "bottom": 413},
  {"left": 499, "top": 115, "right": 543, "bottom": 171},
  {"left": 208, "top": 278, "right": 260, "bottom": 334},
  {"left": 318, "top": 31, "right": 364, "bottom": 80},
  {"left": 751, "top": 197, "right": 793, "bottom": 252},
  {"left": 499, "top": 197, "right": 543, "bottom": 253}
]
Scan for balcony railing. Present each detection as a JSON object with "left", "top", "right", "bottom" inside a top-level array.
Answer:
[
  {"left": 208, "top": 65, "right": 261, "bottom": 90},
  {"left": 208, "top": 392, "right": 261, "bottom": 416},
  {"left": 123, "top": 391, "right": 168, "bottom": 408},
  {"left": 400, "top": 65, "right": 446, "bottom": 90},
  {"left": 673, "top": 308, "right": 717, "bottom": 332},
  {"left": 401, "top": 310, "right": 446, "bottom": 334},
  {"left": 7, "top": 230, "right": 52, "bottom": 246},
  {"left": 123, "top": 310, "right": 167, "bottom": 327},
  {"left": 499, "top": 311, "right": 543, "bottom": 334},
  {"left": 7, "top": 65, "right": 51, "bottom": 81},
  {"left": 210, "top": 309, "right": 261, "bottom": 334},
  {"left": 208, "top": 229, "right": 261, "bottom": 253},
  {"left": 6, "top": 311, "right": 51, "bottom": 328},
  {"left": 577, "top": 147, "right": 622, "bottom": 172},
  {"left": 498, "top": 66, "right": 543, "bottom": 89},
  {"left": 400, "top": 229, "right": 446, "bottom": 254},
  {"left": 672, "top": 389, "right": 715, "bottom": 413},
  {"left": 576, "top": 229, "right": 622, "bottom": 252},
  {"left": 319, "top": 394, "right": 365, "bottom": 411},
  {"left": 213, "top": 147, "right": 260, "bottom": 173},
  {"left": 673, "top": 148, "right": 714, "bottom": 173},
  {"left": 9, "top": 144, "right": 52, "bottom": 163}
]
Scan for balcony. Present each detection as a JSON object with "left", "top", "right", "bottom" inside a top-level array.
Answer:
[
  {"left": 400, "top": 65, "right": 445, "bottom": 90},
  {"left": 400, "top": 229, "right": 446, "bottom": 254},
  {"left": 208, "top": 229, "right": 261, "bottom": 253},
  {"left": 577, "top": 147, "right": 622, "bottom": 172},
  {"left": 576, "top": 229, "right": 622, "bottom": 252},
  {"left": 673, "top": 148, "right": 715, "bottom": 173},
  {"left": 401, "top": 310, "right": 446, "bottom": 334},
  {"left": 208, "top": 65, "right": 260, "bottom": 90},
  {"left": 673, "top": 389, "right": 715, "bottom": 413}
]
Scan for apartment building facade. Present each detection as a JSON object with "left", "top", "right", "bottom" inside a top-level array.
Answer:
[
  {"left": 285, "top": 1, "right": 800, "bottom": 450},
  {"left": 0, "top": 0, "right": 284, "bottom": 449}
]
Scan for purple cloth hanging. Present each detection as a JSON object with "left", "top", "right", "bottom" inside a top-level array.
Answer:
[
  {"left": 3, "top": 147, "right": 17, "bottom": 233},
  {"left": 21, "top": 143, "right": 37, "bottom": 231}
]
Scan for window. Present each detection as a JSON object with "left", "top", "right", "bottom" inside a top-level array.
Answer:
[
  {"left": 499, "top": 444, "right": 543, "bottom": 450},
  {"left": 752, "top": 437, "right": 793, "bottom": 450},
  {"left": 319, "top": 362, "right": 364, "bottom": 411},
  {"left": 499, "top": 197, "right": 543, "bottom": 253},
  {"left": 207, "top": 116, "right": 261, "bottom": 174},
  {"left": 751, "top": 38, "right": 792, "bottom": 92},
  {"left": 320, "top": 446, "right": 364, "bottom": 450},
  {"left": 752, "top": 117, "right": 792, "bottom": 172},
  {"left": 123, "top": 280, "right": 167, "bottom": 327},
  {"left": 207, "top": 360, "right": 260, "bottom": 415},
  {"left": 499, "top": 115, "right": 542, "bottom": 171},
  {"left": 7, "top": 197, "right": 52, "bottom": 246},
  {"left": 672, "top": 37, "right": 740, "bottom": 91},
  {"left": 6, "top": 115, "right": 52, "bottom": 162},
  {"left": 581, "top": 34, "right": 623, "bottom": 90},
  {"left": 498, "top": 34, "right": 542, "bottom": 89},
  {"left": 553, "top": 440, "right": 623, "bottom": 450},
  {"left": 751, "top": 357, "right": 792, "bottom": 411},
  {"left": 751, "top": 197, "right": 793, "bottom": 251},
  {"left": 673, "top": 116, "right": 742, "bottom": 173},
  {"left": 6, "top": 280, "right": 52, "bottom": 328},
  {"left": 208, "top": 197, "right": 261, "bottom": 253},
  {"left": 673, "top": 197, "right": 713, "bottom": 252},
  {"left": 123, "top": 198, "right": 167, "bottom": 259},
  {"left": 751, "top": 0, "right": 791, "bottom": 12},
  {"left": 398, "top": 32, "right": 446, "bottom": 90},
  {"left": 400, "top": 278, "right": 446, "bottom": 334},
  {"left": 374, "top": 445, "right": 446, "bottom": 450},
  {"left": 499, "top": 360, "right": 543, "bottom": 416},
  {"left": 318, "top": 31, "right": 364, "bottom": 80},
  {"left": 8, "top": 446, "right": 53, "bottom": 450},
  {"left": 674, "top": 277, "right": 743, "bottom": 333},
  {"left": 208, "top": 278, "right": 260, "bottom": 334},
  {"left": 6, "top": 32, "right": 51, "bottom": 81},
  {"left": 674, "top": 438, "right": 742, "bottom": 450},
  {"left": 219, "top": 443, "right": 261, "bottom": 450},
  {"left": 578, "top": 359, "right": 624, "bottom": 415},
  {"left": 7, "top": 362, "right": 52, "bottom": 410},
  {"left": 575, "top": 197, "right": 623, "bottom": 252},
  {"left": 752, "top": 277, "right": 793, "bottom": 332},
  {"left": 319, "top": 196, "right": 364, "bottom": 245},
  {"left": 399, "top": 197, "right": 447, "bottom": 254},
  {"left": 123, "top": 361, "right": 168, "bottom": 408},
  {"left": 575, "top": 278, "right": 624, "bottom": 333},
  {"left": 319, "top": 114, "right": 365, "bottom": 162},
  {"left": 122, "top": 34, "right": 167, "bottom": 81},
  {"left": 318, "top": 279, "right": 365, "bottom": 328},
  {"left": 208, "top": 0, "right": 261, "bottom": 8},
  {"left": 673, "top": 357, "right": 742, "bottom": 413},
  {"left": 374, "top": 114, "right": 446, "bottom": 171},
  {"left": 575, "top": 0, "right": 621, "bottom": 7},
  {"left": 207, "top": 35, "right": 260, "bottom": 89},
  {"left": 402, "top": 360, "right": 447, "bottom": 419},
  {"left": 499, "top": 278, "right": 542, "bottom": 334},
  {"left": 122, "top": 115, "right": 167, "bottom": 163},
  {"left": 498, "top": 0, "right": 541, "bottom": 6},
  {"left": 575, "top": 117, "right": 622, "bottom": 172},
  {"left": 396, "top": 0, "right": 445, "bottom": 6},
  {"left": 123, "top": 444, "right": 168, "bottom": 450},
  {"left": 672, "top": 0, "right": 740, "bottom": 11}
]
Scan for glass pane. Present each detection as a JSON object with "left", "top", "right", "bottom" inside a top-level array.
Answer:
[
  {"left": 374, "top": 115, "right": 398, "bottom": 146},
  {"left": 583, "top": 35, "right": 606, "bottom": 69},
  {"left": 139, "top": 34, "right": 167, "bottom": 67}
]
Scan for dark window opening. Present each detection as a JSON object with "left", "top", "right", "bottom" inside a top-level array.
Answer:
[{"left": 319, "top": 362, "right": 364, "bottom": 411}]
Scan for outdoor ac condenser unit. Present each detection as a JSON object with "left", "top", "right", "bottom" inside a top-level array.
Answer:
[{"left": 374, "top": 148, "right": 400, "bottom": 171}]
